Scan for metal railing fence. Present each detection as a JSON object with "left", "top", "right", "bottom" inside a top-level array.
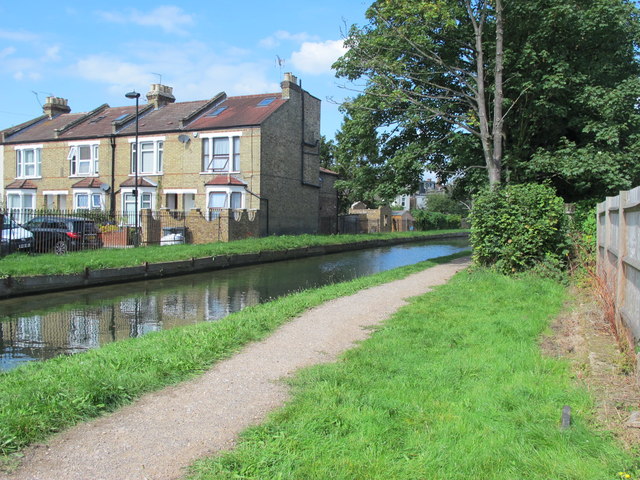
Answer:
[{"left": 0, "top": 208, "right": 188, "bottom": 255}]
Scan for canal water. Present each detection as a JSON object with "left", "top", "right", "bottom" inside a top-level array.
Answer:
[{"left": 0, "top": 238, "right": 468, "bottom": 371}]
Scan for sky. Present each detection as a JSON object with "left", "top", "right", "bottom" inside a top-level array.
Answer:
[{"left": 0, "top": 1, "right": 371, "bottom": 140}]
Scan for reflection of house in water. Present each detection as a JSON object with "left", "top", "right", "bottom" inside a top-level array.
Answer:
[
  {"left": 16, "top": 316, "right": 43, "bottom": 348},
  {"left": 68, "top": 310, "right": 101, "bottom": 352},
  {"left": 205, "top": 283, "right": 260, "bottom": 322},
  {"left": 120, "top": 297, "right": 163, "bottom": 337}
]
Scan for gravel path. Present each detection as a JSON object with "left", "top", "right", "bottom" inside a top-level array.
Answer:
[{"left": 5, "top": 257, "right": 470, "bottom": 480}]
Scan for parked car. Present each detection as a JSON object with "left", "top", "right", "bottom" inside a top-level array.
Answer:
[
  {"left": 24, "top": 216, "right": 103, "bottom": 254},
  {"left": 1, "top": 216, "right": 33, "bottom": 255}
]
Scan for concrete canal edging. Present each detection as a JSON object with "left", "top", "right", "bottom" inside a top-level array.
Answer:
[{"left": 0, "top": 233, "right": 469, "bottom": 299}]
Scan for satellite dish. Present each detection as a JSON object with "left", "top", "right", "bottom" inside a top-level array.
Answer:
[
  {"left": 178, "top": 134, "right": 191, "bottom": 144},
  {"left": 100, "top": 183, "right": 110, "bottom": 192}
]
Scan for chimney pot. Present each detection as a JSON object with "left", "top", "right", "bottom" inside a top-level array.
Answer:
[
  {"left": 43, "top": 96, "right": 71, "bottom": 118},
  {"left": 146, "top": 84, "right": 175, "bottom": 109}
]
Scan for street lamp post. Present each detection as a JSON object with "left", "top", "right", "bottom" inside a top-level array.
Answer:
[{"left": 125, "top": 91, "right": 141, "bottom": 247}]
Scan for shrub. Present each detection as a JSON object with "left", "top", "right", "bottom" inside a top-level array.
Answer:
[
  {"left": 424, "top": 193, "right": 468, "bottom": 215},
  {"left": 411, "top": 210, "right": 461, "bottom": 230},
  {"left": 470, "top": 183, "right": 570, "bottom": 275}
]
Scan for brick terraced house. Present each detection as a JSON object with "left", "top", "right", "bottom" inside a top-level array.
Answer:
[{"left": 0, "top": 73, "right": 338, "bottom": 243}]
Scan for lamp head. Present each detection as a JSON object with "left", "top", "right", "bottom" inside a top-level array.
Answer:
[{"left": 125, "top": 91, "right": 141, "bottom": 100}]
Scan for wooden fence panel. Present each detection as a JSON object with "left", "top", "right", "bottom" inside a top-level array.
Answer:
[{"left": 597, "top": 186, "right": 640, "bottom": 342}]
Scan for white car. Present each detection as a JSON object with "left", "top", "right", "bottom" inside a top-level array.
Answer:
[{"left": 1, "top": 216, "right": 33, "bottom": 254}]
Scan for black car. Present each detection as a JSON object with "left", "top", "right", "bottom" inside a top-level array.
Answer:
[{"left": 24, "top": 216, "right": 103, "bottom": 254}]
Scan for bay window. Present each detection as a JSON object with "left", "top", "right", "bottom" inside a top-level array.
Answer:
[
  {"left": 74, "top": 190, "right": 103, "bottom": 210},
  {"left": 206, "top": 188, "right": 244, "bottom": 210},
  {"left": 6, "top": 190, "right": 35, "bottom": 223}
]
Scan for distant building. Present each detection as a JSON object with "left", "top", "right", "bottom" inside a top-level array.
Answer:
[{"left": 394, "top": 178, "right": 443, "bottom": 210}]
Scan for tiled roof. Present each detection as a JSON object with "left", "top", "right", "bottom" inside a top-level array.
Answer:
[
  {"left": 58, "top": 106, "right": 137, "bottom": 139},
  {"left": 3, "top": 114, "right": 87, "bottom": 143},
  {"left": 2, "top": 91, "right": 287, "bottom": 144},
  {"left": 120, "top": 177, "right": 158, "bottom": 187},
  {"left": 6, "top": 179, "right": 38, "bottom": 189},
  {"left": 71, "top": 178, "right": 106, "bottom": 188},
  {"left": 204, "top": 175, "right": 247, "bottom": 186},
  {"left": 117, "top": 100, "right": 211, "bottom": 135},
  {"left": 188, "top": 94, "right": 285, "bottom": 131}
]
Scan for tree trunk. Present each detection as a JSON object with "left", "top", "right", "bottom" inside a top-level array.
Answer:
[{"left": 491, "top": 0, "right": 504, "bottom": 189}]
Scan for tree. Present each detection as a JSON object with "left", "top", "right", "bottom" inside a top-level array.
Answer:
[
  {"left": 333, "top": 0, "right": 640, "bottom": 202},
  {"left": 334, "top": 0, "right": 505, "bottom": 191},
  {"left": 501, "top": 0, "right": 640, "bottom": 201},
  {"left": 318, "top": 135, "right": 337, "bottom": 170}
]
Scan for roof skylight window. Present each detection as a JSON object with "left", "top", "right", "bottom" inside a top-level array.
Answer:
[
  {"left": 114, "top": 113, "right": 129, "bottom": 122},
  {"left": 257, "top": 97, "right": 276, "bottom": 107},
  {"left": 207, "top": 106, "right": 227, "bottom": 117}
]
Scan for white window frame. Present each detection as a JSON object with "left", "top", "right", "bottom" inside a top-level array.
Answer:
[
  {"left": 201, "top": 132, "right": 242, "bottom": 174},
  {"left": 129, "top": 136, "right": 165, "bottom": 176},
  {"left": 68, "top": 141, "right": 100, "bottom": 177},
  {"left": 73, "top": 189, "right": 104, "bottom": 211},
  {"left": 6, "top": 189, "right": 36, "bottom": 223},
  {"left": 205, "top": 185, "right": 245, "bottom": 210},
  {"left": 121, "top": 186, "right": 156, "bottom": 226},
  {"left": 15, "top": 145, "right": 42, "bottom": 179}
]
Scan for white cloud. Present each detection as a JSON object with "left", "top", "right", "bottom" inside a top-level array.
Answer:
[
  {"left": 259, "top": 30, "right": 317, "bottom": 49},
  {"left": 43, "top": 45, "right": 61, "bottom": 62},
  {"left": 0, "top": 29, "right": 39, "bottom": 42},
  {"left": 73, "top": 55, "right": 154, "bottom": 89},
  {"left": 290, "top": 40, "right": 347, "bottom": 75},
  {"left": 0, "top": 46, "right": 16, "bottom": 58},
  {"left": 98, "top": 5, "right": 194, "bottom": 35}
]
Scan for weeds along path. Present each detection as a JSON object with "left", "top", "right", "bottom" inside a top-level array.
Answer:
[{"left": 5, "top": 257, "right": 470, "bottom": 480}]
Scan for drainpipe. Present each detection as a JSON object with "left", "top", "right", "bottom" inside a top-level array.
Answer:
[
  {"left": 109, "top": 135, "right": 116, "bottom": 217},
  {"left": 300, "top": 83, "right": 320, "bottom": 189}
]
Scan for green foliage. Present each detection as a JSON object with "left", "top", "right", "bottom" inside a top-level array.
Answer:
[
  {"left": 424, "top": 193, "right": 468, "bottom": 215},
  {"left": 318, "top": 135, "right": 336, "bottom": 170},
  {"left": 411, "top": 210, "right": 461, "bottom": 231},
  {"left": 189, "top": 271, "right": 631, "bottom": 479},
  {"left": 333, "top": 0, "right": 640, "bottom": 202},
  {"left": 470, "top": 183, "right": 570, "bottom": 275}
]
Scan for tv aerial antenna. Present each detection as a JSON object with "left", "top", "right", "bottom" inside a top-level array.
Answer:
[{"left": 275, "top": 55, "right": 285, "bottom": 77}]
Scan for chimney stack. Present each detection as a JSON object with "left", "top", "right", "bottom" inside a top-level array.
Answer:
[
  {"left": 43, "top": 96, "right": 71, "bottom": 118},
  {"left": 146, "top": 84, "right": 175, "bottom": 109},
  {"left": 281, "top": 72, "right": 301, "bottom": 99}
]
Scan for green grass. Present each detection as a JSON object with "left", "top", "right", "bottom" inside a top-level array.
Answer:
[
  {"left": 0, "top": 251, "right": 468, "bottom": 455},
  {"left": 187, "top": 270, "right": 633, "bottom": 480},
  {"left": 0, "top": 230, "right": 466, "bottom": 277}
]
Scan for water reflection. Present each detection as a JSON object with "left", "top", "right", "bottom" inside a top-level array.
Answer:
[{"left": 0, "top": 238, "right": 468, "bottom": 370}]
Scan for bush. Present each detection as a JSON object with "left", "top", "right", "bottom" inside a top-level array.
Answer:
[
  {"left": 424, "top": 194, "right": 468, "bottom": 215},
  {"left": 470, "top": 183, "right": 570, "bottom": 275},
  {"left": 411, "top": 210, "right": 461, "bottom": 231}
]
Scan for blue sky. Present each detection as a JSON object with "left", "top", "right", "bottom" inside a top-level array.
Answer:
[{"left": 0, "top": 1, "right": 370, "bottom": 139}]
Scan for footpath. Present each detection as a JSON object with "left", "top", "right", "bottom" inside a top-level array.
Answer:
[{"left": 4, "top": 257, "right": 470, "bottom": 480}]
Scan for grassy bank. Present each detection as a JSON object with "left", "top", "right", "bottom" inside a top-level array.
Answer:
[
  {"left": 0, "top": 252, "right": 468, "bottom": 455},
  {"left": 0, "top": 230, "right": 466, "bottom": 277},
  {"left": 187, "top": 270, "right": 633, "bottom": 480}
]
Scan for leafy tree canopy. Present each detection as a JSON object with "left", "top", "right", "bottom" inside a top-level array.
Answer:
[{"left": 333, "top": 0, "right": 640, "bottom": 203}]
